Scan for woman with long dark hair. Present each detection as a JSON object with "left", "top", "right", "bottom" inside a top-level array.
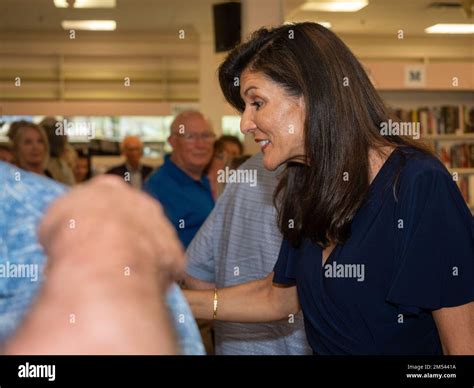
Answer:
[{"left": 184, "top": 23, "right": 474, "bottom": 355}]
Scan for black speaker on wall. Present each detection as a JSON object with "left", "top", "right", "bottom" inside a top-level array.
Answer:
[{"left": 213, "top": 2, "right": 241, "bottom": 53}]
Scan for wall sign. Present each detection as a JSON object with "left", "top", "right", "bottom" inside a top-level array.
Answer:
[{"left": 404, "top": 65, "right": 426, "bottom": 88}]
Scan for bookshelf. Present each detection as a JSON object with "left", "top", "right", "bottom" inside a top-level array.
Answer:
[
  {"left": 368, "top": 59, "right": 474, "bottom": 213},
  {"left": 385, "top": 100, "right": 474, "bottom": 213},
  {"left": 449, "top": 168, "right": 474, "bottom": 175},
  {"left": 423, "top": 134, "right": 474, "bottom": 141},
  {"left": 432, "top": 134, "right": 474, "bottom": 213}
]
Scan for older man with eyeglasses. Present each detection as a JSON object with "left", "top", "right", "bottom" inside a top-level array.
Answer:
[{"left": 144, "top": 110, "right": 216, "bottom": 248}]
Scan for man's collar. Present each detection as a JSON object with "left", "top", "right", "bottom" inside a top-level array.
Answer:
[{"left": 164, "top": 154, "right": 207, "bottom": 185}]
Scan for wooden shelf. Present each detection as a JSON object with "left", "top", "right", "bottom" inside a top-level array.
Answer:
[
  {"left": 422, "top": 134, "right": 474, "bottom": 141},
  {"left": 448, "top": 168, "right": 474, "bottom": 175}
]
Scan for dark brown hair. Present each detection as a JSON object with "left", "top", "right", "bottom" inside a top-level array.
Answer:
[
  {"left": 214, "top": 135, "right": 244, "bottom": 155},
  {"left": 219, "top": 22, "right": 428, "bottom": 248},
  {"left": 76, "top": 148, "right": 93, "bottom": 181},
  {"left": 230, "top": 154, "right": 251, "bottom": 169}
]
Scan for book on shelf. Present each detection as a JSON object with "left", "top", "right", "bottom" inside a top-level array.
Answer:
[
  {"left": 437, "top": 142, "right": 474, "bottom": 210},
  {"left": 389, "top": 104, "right": 474, "bottom": 211},
  {"left": 390, "top": 105, "right": 474, "bottom": 136},
  {"left": 439, "top": 143, "right": 474, "bottom": 168},
  {"left": 456, "top": 175, "right": 474, "bottom": 210}
]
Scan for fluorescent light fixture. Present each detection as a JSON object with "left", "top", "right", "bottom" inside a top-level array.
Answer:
[
  {"left": 54, "top": 0, "right": 116, "bottom": 8},
  {"left": 301, "top": 0, "right": 368, "bottom": 12},
  {"left": 61, "top": 20, "right": 116, "bottom": 31},
  {"left": 425, "top": 23, "right": 474, "bottom": 34}
]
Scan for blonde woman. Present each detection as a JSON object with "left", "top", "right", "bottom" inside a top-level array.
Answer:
[{"left": 9, "top": 121, "right": 51, "bottom": 178}]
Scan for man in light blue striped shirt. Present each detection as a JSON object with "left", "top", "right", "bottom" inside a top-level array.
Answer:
[{"left": 185, "top": 153, "right": 311, "bottom": 355}]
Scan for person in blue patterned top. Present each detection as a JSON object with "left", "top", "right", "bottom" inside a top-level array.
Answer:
[{"left": 0, "top": 161, "right": 204, "bottom": 354}]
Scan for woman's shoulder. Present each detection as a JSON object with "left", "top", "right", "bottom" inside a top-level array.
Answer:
[
  {"left": 393, "top": 146, "right": 472, "bottom": 217},
  {"left": 396, "top": 146, "right": 451, "bottom": 185}
]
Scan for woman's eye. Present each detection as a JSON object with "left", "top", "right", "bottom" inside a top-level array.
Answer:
[{"left": 251, "top": 101, "right": 262, "bottom": 110}]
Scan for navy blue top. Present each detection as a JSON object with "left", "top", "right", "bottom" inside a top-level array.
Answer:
[
  {"left": 273, "top": 147, "right": 474, "bottom": 355},
  {"left": 143, "top": 155, "right": 214, "bottom": 248}
]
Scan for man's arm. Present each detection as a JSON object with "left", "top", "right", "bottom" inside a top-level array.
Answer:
[
  {"left": 183, "top": 205, "right": 218, "bottom": 289},
  {"left": 5, "top": 175, "right": 186, "bottom": 355}
]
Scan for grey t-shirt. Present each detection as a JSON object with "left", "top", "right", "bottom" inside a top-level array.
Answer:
[{"left": 186, "top": 153, "right": 311, "bottom": 355}]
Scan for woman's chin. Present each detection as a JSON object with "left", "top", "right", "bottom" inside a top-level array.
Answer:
[{"left": 262, "top": 154, "right": 279, "bottom": 171}]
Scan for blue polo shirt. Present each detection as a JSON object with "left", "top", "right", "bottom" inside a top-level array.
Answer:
[
  {"left": 143, "top": 155, "right": 214, "bottom": 248},
  {"left": 273, "top": 147, "right": 474, "bottom": 355}
]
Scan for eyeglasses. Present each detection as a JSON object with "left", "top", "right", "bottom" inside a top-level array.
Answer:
[{"left": 177, "top": 132, "right": 216, "bottom": 143}]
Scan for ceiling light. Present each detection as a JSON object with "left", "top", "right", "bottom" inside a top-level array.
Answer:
[
  {"left": 54, "top": 0, "right": 116, "bottom": 8},
  {"left": 61, "top": 20, "right": 117, "bottom": 31},
  {"left": 301, "top": 0, "right": 368, "bottom": 12},
  {"left": 425, "top": 23, "right": 474, "bottom": 34}
]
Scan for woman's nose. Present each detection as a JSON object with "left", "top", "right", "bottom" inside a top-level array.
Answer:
[{"left": 240, "top": 109, "right": 257, "bottom": 135}]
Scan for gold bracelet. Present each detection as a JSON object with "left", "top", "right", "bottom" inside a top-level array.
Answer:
[{"left": 213, "top": 288, "right": 218, "bottom": 320}]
